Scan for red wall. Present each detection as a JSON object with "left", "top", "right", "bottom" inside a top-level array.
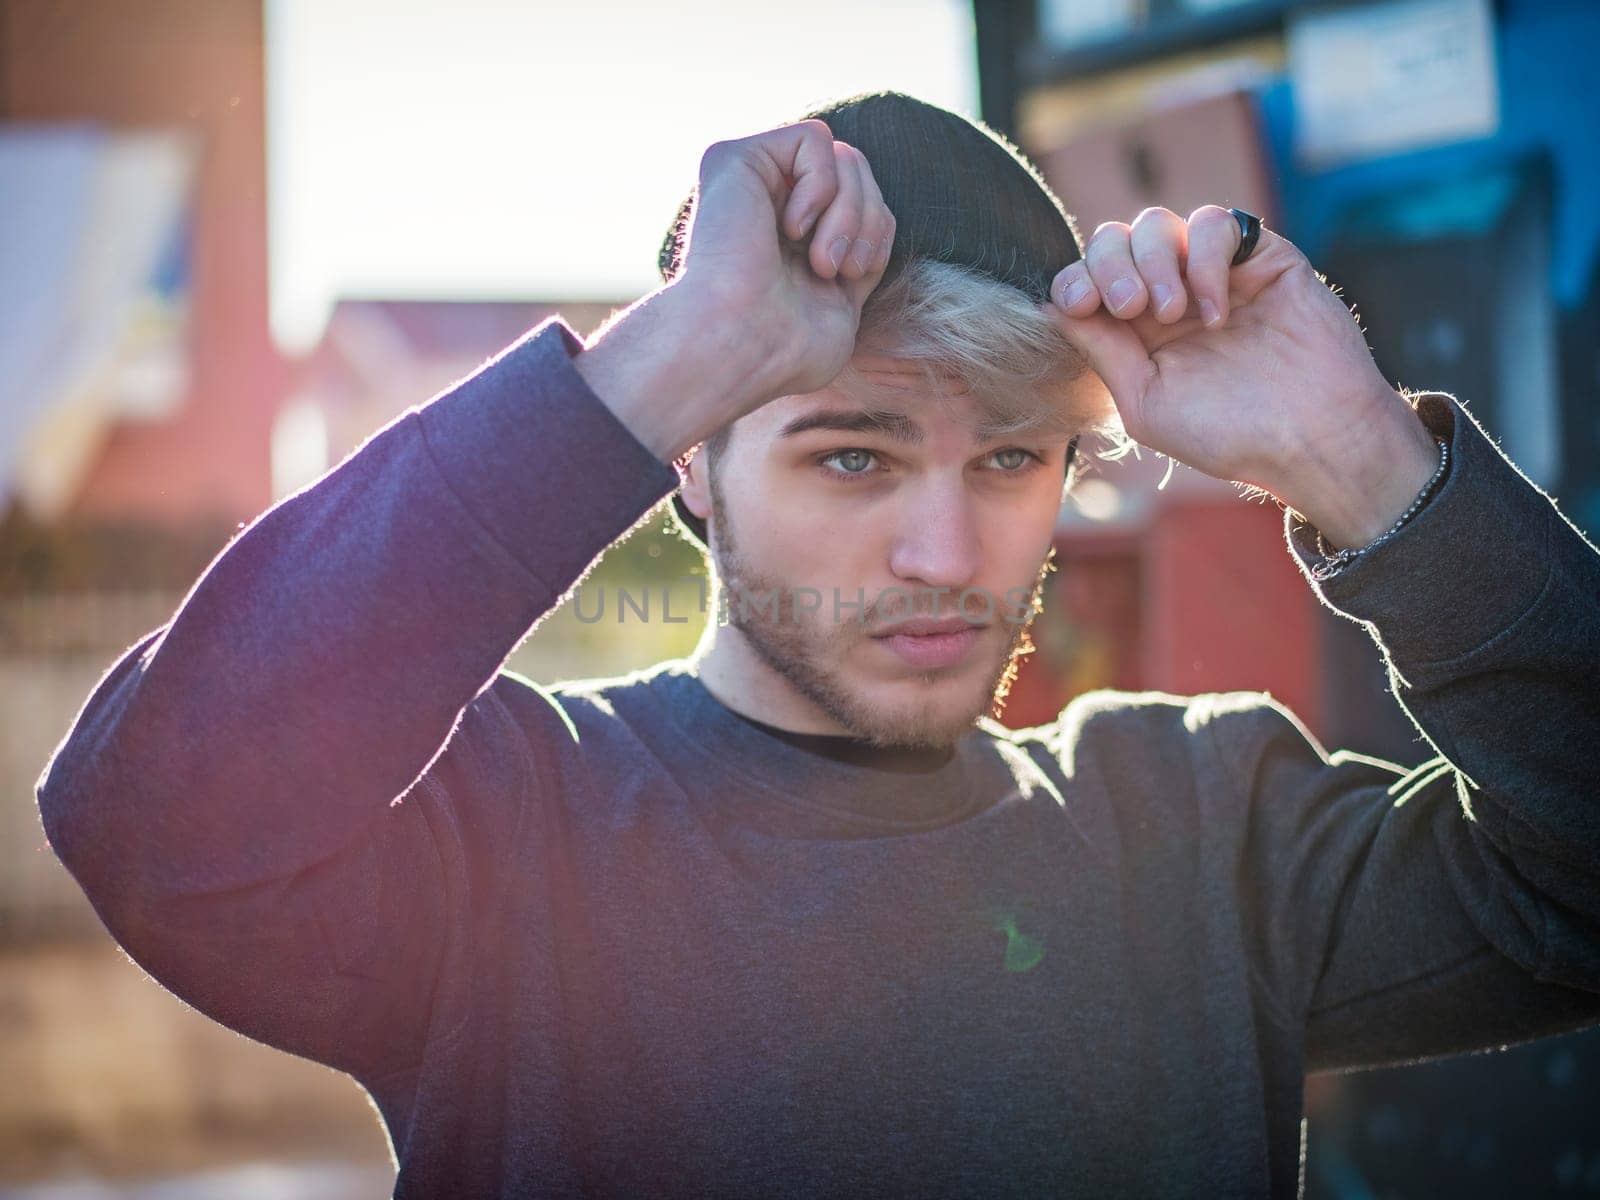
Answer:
[
  {"left": 1001, "top": 502, "right": 1322, "bottom": 736},
  {"left": 1143, "top": 499, "right": 1321, "bottom": 728},
  {"left": 2, "top": 0, "right": 287, "bottom": 529}
]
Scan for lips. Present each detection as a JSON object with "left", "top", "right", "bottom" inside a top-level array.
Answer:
[
  {"left": 870, "top": 616, "right": 989, "bottom": 669},
  {"left": 871, "top": 616, "right": 985, "bottom": 639}
]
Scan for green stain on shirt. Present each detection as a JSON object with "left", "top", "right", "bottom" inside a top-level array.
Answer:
[{"left": 995, "top": 914, "right": 1046, "bottom": 973}]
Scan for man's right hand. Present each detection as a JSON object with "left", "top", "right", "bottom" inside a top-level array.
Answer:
[
  {"left": 679, "top": 119, "right": 896, "bottom": 403},
  {"left": 574, "top": 120, "right": 897, "bottom": 465}
]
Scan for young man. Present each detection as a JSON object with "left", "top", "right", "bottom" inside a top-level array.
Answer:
[{"left": 35, "top": 91, "right": 1600, "bottom": 1198}]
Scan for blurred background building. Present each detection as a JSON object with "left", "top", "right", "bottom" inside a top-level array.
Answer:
[
  {"left": 1, "top": 0, "right": 1596, "bottom": 1195},
  {"left": 985, "top": 0, "right": 1600, "bottom": 1194}
]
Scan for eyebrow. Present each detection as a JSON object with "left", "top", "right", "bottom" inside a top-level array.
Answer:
[
  {"left": 775, "top": 408, "right": 1056, "bottom": 445},
  {"left": 776, "top": 409, "right": 924, "bottom": 444}
]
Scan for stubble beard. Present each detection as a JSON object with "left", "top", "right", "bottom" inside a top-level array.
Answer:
[{"left": 706, "top": 474, "right": 1047, "bottom": 752}]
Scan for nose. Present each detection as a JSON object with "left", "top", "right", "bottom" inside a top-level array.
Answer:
[{"left": 886, "top": 477, "right": 983, "bottom": 599}]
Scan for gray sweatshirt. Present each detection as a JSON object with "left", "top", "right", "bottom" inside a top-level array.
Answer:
[{"left": 34, "top": 316, "right": 1600, "bottom": 1198}]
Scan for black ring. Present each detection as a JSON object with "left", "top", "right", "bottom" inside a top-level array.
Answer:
[{"left": 1228, "top": 207, "right": 1262, "bottom": 265}]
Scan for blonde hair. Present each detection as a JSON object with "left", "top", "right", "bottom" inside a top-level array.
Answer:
[
  {"left": 698, "top": 256, "right": 1135, "bottom": 476},
  {"left": 838, "top": 257, "right": 1130, "bottom": 464}
]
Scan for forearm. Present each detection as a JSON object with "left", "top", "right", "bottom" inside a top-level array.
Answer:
[
  {"left": 1288, "top": 390, "right": 1600, "bottom": 977},
  {"left": 1278, "top": 384, "right": 1446, "bottom": 552},
  {"left": 1213, "top": 390, "right": 1600, "bottom": 1073},
  {"left": 36, "top": 317, "right": 678, "bottom": 896},
  {"left": 576, "top": 281, "right": 787, "bottom": 463}
]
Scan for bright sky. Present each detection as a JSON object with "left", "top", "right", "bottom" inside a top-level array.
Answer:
[{"left": 265, "top": 0, "right": 978, "bottom": 354}]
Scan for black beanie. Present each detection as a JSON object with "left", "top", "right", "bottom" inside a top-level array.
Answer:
[{"left": 659, "top": 89, "right": 1085, "bottom": 552}]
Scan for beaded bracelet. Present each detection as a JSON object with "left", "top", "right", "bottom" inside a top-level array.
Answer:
[{"left": 1310, "top": 434, "right": 1451, "bottom": 578}]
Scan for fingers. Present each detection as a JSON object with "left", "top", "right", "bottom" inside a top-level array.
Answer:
[
  {"left": 1050, "top": 258, "right": 1101, "bottom": 317},
  {"left": 1087, "top": 221, "right": 1142, "bottom": 318},
  {"left": 806, "top": 140, "right": 895, "bottom": 287},
  {"left": 709, "top": 118, "right": 894, "bottom": 288},
  {"left": 809, "top": 141, "right": 865, "bottom": 279},
  {"left": 1050, "top": 205, "right": 1264, "bottom": 329},
  {"left": 844, "top": 149, "right": 896, "bottom": 307},
  {"left": 699, "top": 119, "right": 841, "bottom": 255},
  {"left": 770, "top": 119, "right": 840, "bottom": 243},
  {"left": 850, "top": 145, "right": 893, "bottom": 276},
  {"left": 1130, "top": 207, "right": 1189, "bottom": 323},
  {"left": 1052, "top": 221, "right": 1146, "bottom": 319},
  {"left": 1185, "top": 205, "right": 1240, "bottom": 328},
  {"left": 1067, "top": 210, "right": 1188, "bottom": 324}
]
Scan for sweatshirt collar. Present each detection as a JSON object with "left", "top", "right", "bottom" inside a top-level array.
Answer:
[{"left": 645, "top": 661, "right": 1013, "bottom": 839}]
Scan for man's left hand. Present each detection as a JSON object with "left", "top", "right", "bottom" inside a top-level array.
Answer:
[{"left": 1044, "top": 206, "right": 1442, "bottom": 551}]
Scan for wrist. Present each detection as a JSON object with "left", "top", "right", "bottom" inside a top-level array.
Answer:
[
  {"left": 574, "top": 280, "right": 785, "bottom": 464},
  {"left": 1307, "top": 434, "right": 1449, "bottom": 579},
  {"left": 1278, "top": 388, "right": 1443, "bottom": 551}
]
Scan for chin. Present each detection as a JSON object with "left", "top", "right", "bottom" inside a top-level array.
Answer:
[
  {"left": 839, "top": 659, "right": 1006, "bottom": 749},
  {"left": 729, "top": 603, "right": 1019, "bottom": 750}
]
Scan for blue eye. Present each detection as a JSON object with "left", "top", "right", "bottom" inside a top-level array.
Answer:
[
  {"left": 820, "top": 449, "right": 878, "bottom": 476},
  {"left": 989, "top": 448, "right": 1043, "bottom": 473},
  {"left": 816, "top": 447, "right": 1041, "bottom": 482}
]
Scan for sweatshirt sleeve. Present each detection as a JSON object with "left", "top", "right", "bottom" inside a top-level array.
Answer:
[
  {"left": 32, "top": 315, "right": 680, "bottom": 1079},
  {"left": 1207, "top": 389, "right": 1600, "bottom": 1075}
]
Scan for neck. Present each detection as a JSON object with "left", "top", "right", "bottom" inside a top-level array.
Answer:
[{"left": 689, "top": 623, "right": 858, "bottom": 738}]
